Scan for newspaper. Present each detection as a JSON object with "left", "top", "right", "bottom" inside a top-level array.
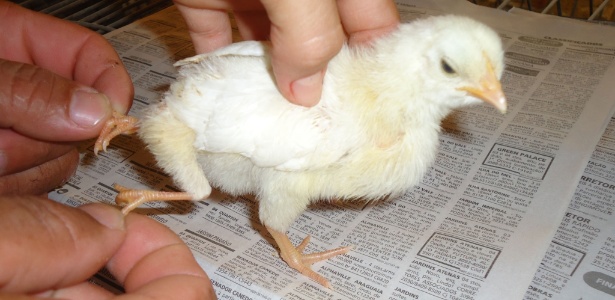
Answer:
[
  {"left": 522, "top": 114, "right": 615, "bottom": 300},
  {"left": 47, "top": 0, "right": 615, "bottom": 299},
  {"left": 504, "top": 8, "right": 615, "bottom": 300}
]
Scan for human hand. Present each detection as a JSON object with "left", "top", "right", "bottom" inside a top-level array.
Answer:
[
  {"left": 0, "top": 2, "right": 133, "bottom": 195},
  {"left": 172, "top": 0, "right": 400, "bottom": 106},
  {"left": 0, "top": 196, "right": 216, "bottom": 299}
]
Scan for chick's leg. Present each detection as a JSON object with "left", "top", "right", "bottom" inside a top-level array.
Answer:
[
  {"left": 266, "top": 226, "right": 352, "bottom": 288},
  {"left": 101, "top": 107, "right": 211, "bottom": 215},
  {"left": 113, "top": 184, "right": 193, "bottom": 215},
  {"left": 94, "top": 111, "right": 139, "bottom": 155}
]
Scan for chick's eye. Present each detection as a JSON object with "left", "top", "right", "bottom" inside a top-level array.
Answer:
[{"left": 441, "top": 59, "right": 456, "bottom": 75}]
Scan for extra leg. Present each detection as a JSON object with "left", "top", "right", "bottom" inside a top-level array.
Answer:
[
  {"left": 267, "top": 226, "right": 352, "bottom": 288},
  {"left": 113, "top": 184, "right": 193, "bottom": 215}
]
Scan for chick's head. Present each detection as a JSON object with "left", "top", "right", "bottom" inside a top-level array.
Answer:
[{"left": 383, "top": 15, "right": 507, "bottom": 116}]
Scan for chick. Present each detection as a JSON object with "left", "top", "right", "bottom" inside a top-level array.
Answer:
[{"left": 95, "top": 15, "right": 506, "bottom": 288}]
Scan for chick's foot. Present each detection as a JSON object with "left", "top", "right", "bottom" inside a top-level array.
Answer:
[
  {"left": 113, "top": 184, "right": 193, "bottom": 215},
  {"left": 267, "top": 227, "right": 352, "bottom": 288},
  {"left": 94, "top": 111, "right": 139, "bottom": 155}
]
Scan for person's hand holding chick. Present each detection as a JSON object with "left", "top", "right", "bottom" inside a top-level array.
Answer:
[{"left": 173, "top": 0, "right": 400, "bottom": 106}]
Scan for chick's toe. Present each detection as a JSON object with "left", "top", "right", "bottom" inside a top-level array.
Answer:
[
  {"left": 94, "top": 111, "right": 139, "bottom": 155},
  {"left": 267, "top": 227, "right": 351, "bottom": 288}
]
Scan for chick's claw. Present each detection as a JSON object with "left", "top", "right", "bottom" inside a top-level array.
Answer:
[
  {"left": 112, "top": 184, "right": 193, "bottom": 215},
  {"left": 267, "top": 227, "right": 352, "bottom": 288},
  {"left": 94, "top": 111, "right": 139, "bottom": 155}
]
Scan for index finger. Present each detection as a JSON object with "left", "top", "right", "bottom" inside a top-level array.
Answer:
[
  {"left": 172, "top": 0, "right": 267, "bottom": 53},
  {"left": 337, "top": 0, "right": 400, "bottom": 46},
  {"left": 0, "top": 2, "right": 133, "bottom": 113},
  {"left": 174, "top": 2, "right": 233, "bottom": 53}
]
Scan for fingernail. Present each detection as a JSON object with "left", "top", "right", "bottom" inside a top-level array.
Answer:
[
  {"left": 290, "top": 72, "right": 324, "bottom": 107},
  {"left": 70, "top": 89, "right": 112, "bottom": 127},
  {"left": 79, "top": 204, "right": 125, "bottom": 230}
]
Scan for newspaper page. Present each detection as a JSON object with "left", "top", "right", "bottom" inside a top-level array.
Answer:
[
  {"left": 47, "top": 1, "right": 615, "bottom": 299},
  {"left": 500, "top": 7, "right": 615, "bottom": 300},
  {"left": 467, "top": 7, "right": 615, "bottom": 300},
  {"left": 522, "top": 114, "right": 615, "bottom": 300}
]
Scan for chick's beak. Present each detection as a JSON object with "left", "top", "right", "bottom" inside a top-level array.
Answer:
[{"left": 458, "top": 59, "right": 507, "bottom": 114}]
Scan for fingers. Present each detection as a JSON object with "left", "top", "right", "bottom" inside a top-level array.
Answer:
[
  {"left": 233, "top": 10, "right": 270, "bottom": 41},
  {"left": 172, "top": 0, "right": 267, "bottom": 52},
  {"left": 0, "top": 60, "right": 102, "bottom": 192},
  {"left": 174, "top": 3, "right": 233, "bottom": 53},
  {"left": 0, "top": 199, "right": 214, "bottom": 299},
  {"left": 0, "top": 1, "right": 133, "bottom": 113},
  {"left": 0, "top": 199, "right": 125, "bottom": 294},
  {"left": 36, "top": 281, "right": 115, "bottom": 300},
  {"left": 0, "top": 147, "right": 79, "bottom": 195},
  {"left": 0, "top": 2, "right": 133, "bottom": 197},
  {"left": 0, "top": 60, "right": 112, "bottom": 141},
  {"left": 337, "top": 0, "right": 400, "bottom": 46},
  {"left": 107, "top": 213, "right": 216, "bottom": 299},
  {"left": 171, "top": 0, "right": 398, "bottom": 107},
  {"left": 260, "top": 0, "right": 398, "bottom": 106},
  {"left": 0, "top": 129, "right": 73, "bottom": 177},
  {"left": 261, "top": 0, "right": 345, "bottom": 106}
]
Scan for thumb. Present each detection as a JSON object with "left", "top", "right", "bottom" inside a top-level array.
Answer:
[
  {"left": 0, "top": 59, "right": 113, "bottom": 141},
  {"left": 0, "top": 197, "right": 126, "bottom": 294},
  {"left": 261, "top": 0, "right": 344, "bottom": 107}
]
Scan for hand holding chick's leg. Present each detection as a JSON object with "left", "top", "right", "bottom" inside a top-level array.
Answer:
[{"left": 94, "top": 111, "right": 139, "bottom": 155}]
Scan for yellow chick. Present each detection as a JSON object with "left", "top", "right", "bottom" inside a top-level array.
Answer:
[{"left": 95, "top": 15, "right": 506, "bottom": 288}]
